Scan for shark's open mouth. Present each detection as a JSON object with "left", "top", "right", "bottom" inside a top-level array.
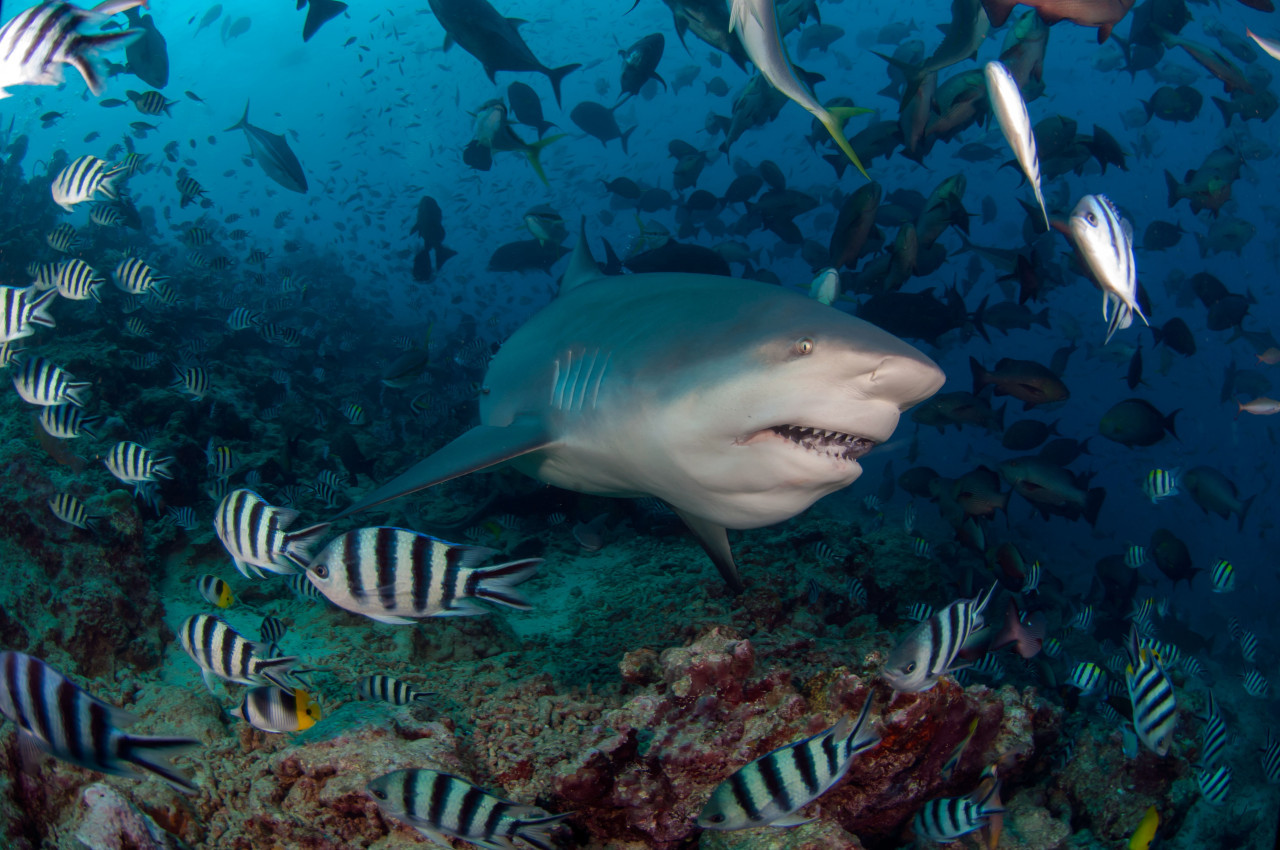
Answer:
[{"left": 769, "top": 425, "right": 877, "bottom": 461}]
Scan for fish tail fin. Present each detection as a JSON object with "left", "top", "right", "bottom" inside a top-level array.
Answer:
[
  {"left": 226, "top": 101, "right": 250, "bottom": 132},
  {"left": 434, "top": 245, "right": 458, "bottom": 270},
  {"left": 524, "top": 133, "right": 567, "bottom": 187},
  {"left": 1163, "top": 169, "right": 1181, "bottom": 207},
  {"left": 303, "top": 0, "right": 347, "bottom": 42},
  {"left": 968, "top": 356, "right": 989, "bottom": 396},
  {"left": 471, "top": 558, "right": 543, "bottom": 611},
  {"left": 1212, "top": 96, "right": 1232, "bottom": 127},
  {"left": 512, "top": 811, "right": 575, "bottom": 850},
  {"left": 117, "top": 734, "right": 200, "bottom": 793},
  {"left": 619, "top": 125, "right": 636, "bottom": 156},
  {"left": 254, "top": 656, "right": 300, "bottom": 691},
  {"left": 1164, "top": 408, "right": 1180, "bottom": 441},
  {"left": 822, "top": 106, "right": 872, "bottom": 180},
  {"left": 1237, "top": 493, "right": 1256, "bottom": 532},
  {"left": 1084, "top": 487, "right": 1106, "bottom": 528},
  {"left": 545, "top": 63, "right": 582, "bottom": 108},
  {"left": 282, "top": 522, "right": 331, "bottom": 570},
  {"left": 1034, "top": 307, "right": 1051, "bottom": 329},
  {"left": 67, "top": 30, "right": 142, "bottom": 97},
  {"left": 970, "top": 296, "right": 990, "bottom": 343}
]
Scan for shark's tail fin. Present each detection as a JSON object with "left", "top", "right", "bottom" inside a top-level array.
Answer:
[{"left": 524, "top": 134, "right": 567, "bottom": 186}]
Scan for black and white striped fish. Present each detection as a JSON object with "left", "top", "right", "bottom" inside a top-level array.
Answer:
[
  {"left": 342, "top": 402, "right": 366, "bottom": 425},
  {"left": 45, "top": 222, "right": 80, "bottom": 253},
  {"left": 287, "top": 573, "right": 326, "bottom": 603},
  {"left": 258, "top": 323, "right": 301, "bottom": 347},
  {"left": 1020, "top": 560, "right": 1041, "bottom": 595},
  {"left": 883, "top": 585, "right": 995, "bottom": 693},
  {"left": 1199, "top": 690, "right": 1227, "bottom": 767},
  {"left": 1262, "top": 728, "right": 1280, "bottom": 784},
  {"left": 227, "top": 306, "right": 263, "bottom": 330},
  {"left": 28, "top": 262, "right": 59, "bottom": 290},
  {"left": 13, "top": 356, "right": 90, "bottom": 406},
  {"left": 213, "top": 488, "right": 329, "bottom": 578},
  {"left": 50, "top": 154, "right": 123, "bottom": 211},
  {"left": 126, "top": 88, "right": 173, "bottom": 116},
  {"left": 259, "top": 616, "right": 287, "bottom": 653},
  {"left": 171, "top": 365, "right": 211, "bottom": 400},
  {"left": 0, "top": 285, "right": 56, "bottom": 343},
  {"left": 48, "top": 492, "right": 93, "bottom": 530},
  {"left": 357, "top": 674, "right": 433, "bottom": 706},
  {"left": 176, "top": 173, "right": 204, "bottom": 207},
  {"left": 1242, "top": 669, "right": 1269, "bottom": 698},
  {"left": 228, "top": 686, "right": 319, "bottom": 734},
  {"left": 178, "top": 613, "right": 298, "bottom": 692},
  {"left": 54, "top": 258, "right": 104, "bottom": 301},
  {"left": 38, "top": 403, "right": 97, "bottom": 439},
  {"left": 104, "top": 441, "right": 173, "bottom": 486},
  {"left": 698, "top": 695, "right": 879, "bottom": 830},
  {"left": 1068, "top": 662, "right": 1105, "bottom": 695},
  {"left": 206, "top": 440, "right": 239, "bottom": 478},
  {"left": 0, "top": 651, "right": 198, "bottom": 792},
  {"left": 149, "top": 278, "right": 180, "bottom": 306},
  {"left": 113, "top": 257, "right": 163, "bottom": 294},
  {"left": 1197, "top": 765, "right": 1230, "bottom": 805},
  {"left": 88, "top": 203, "right": 124, "bottom": 227},
  {"left": 1068, "top": 605, "right": 1094, "bottom": 632},
  {"left": 913, "top": 774, "right": 1005, "bottom": 843},
  {"left": 1069, "top": 194, "right": 1147, "bottom": 344},
  {"left": 0, "top": 2, "right": 145, "bottom": 100},
  {"left": 1125, "top": 628, "right": 1177, "bottom": 757},
  {"left": 1239, "top": 630, "right": 1258, "bottom": 664},
  {"left": 366, "top": 769, "right": 570, "bottom": 850},
  {"left": 846, "top": 576, "right": 867, "bottom": 609},
  {"left": 305, "top": 527, "right": 542, "bottom": 625}
]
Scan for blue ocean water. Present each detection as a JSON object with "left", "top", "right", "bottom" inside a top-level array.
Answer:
[{"left": 0, "top": 0, "right": 1278, "bottom": 847}]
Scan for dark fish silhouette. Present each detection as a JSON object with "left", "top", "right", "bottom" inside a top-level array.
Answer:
[
  {"left": 297, "top": 0, "right": 347, "bottom": 42},
  {"left": 123, "top": 6, "right": 169, "bottom": 89},
  {"left": 225, "top": 102, "right": 307, "bottom": 193},
  {"left": 427, "top": 0, "right": 580, "bottom": 106}
]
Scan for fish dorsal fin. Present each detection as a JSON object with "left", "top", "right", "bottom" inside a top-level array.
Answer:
[{"left": 561, "top": 217, "right": 605, "bottom": 295}]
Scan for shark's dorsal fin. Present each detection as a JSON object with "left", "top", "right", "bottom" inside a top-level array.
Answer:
[
  {"left": 334, "top": 415, "right": 552, "bottom": 520},
  {"left": 561, "top": 217, "right": 605, "bottom": 295}
]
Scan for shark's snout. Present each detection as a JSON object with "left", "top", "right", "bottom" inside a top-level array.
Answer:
[{"left": 855, "top": 352, "right": 947, "bottom": 410}]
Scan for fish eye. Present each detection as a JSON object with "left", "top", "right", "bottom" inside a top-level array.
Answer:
[
  {"left": 707, "top": 814, "right": 725, "bottom": 824},
  {"left": 1085, "top": 212, "right": 1097, "bottom": 225},
  {"left": 311, "top": 564, "right": 328, "bottom": 579},
  {"left": 905, "top": 663, "right": 916, "bottom": 674},
  {"left": 371, "top": 789, "right": 386, "bottom": 800},
  {"left": 794, "top": 337, "right": 814, "bottom": 356}
]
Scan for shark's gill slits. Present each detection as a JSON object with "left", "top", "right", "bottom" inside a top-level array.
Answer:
[{"left": 770, "top": 425, "right": 876, "bottom": 460}]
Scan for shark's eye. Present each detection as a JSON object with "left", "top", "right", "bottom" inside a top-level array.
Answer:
[{"left": 794, "top": 337, "right": 814, "bottom": 356}]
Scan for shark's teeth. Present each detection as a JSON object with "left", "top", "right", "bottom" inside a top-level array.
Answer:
[{"left": 769, "top": 425, "right": 876, "bottom": 460}]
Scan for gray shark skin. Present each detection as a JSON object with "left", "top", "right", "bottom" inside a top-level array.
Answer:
[{"left": 338, "top": 225, "right": 944, "bottom": 591}]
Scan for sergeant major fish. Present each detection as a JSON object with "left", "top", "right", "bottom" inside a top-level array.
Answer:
[
  {"left": 0, "top": 1, "right": 145, "bottom": 99},
  {"left": 304, "top": 526, "right": 542, "bottom": 624},
  {"left": 0, "top": 651, "right": 198, "bottom": 792},
  {"left": 698, "top": 694, "right": 880, "bottom": 830}
]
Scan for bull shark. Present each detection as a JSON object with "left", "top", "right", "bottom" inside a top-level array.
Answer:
[{"left": 338, "top": 225, "right": 944, "bottom": 591}]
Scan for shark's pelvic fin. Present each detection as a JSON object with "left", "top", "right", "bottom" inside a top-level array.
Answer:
[
  {"left": 335, "top": 415, "right": 551, "bottom": 519},
  {"left": 672, "top": 507, "right": 745, "bottom": 593}
]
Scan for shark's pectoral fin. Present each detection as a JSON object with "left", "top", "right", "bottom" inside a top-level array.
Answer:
[
  {"left": 334, "top": 416, "right": 552, "bottom": 520},
  {"left": 671, "top": 508, "right": 745, "bottom": 594}
]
